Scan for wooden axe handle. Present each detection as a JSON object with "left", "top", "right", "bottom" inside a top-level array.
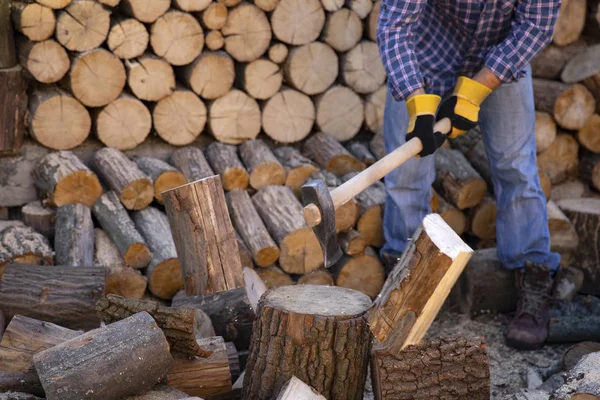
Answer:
[{"left": 304, "top": 118, "right": 452, "bottom": 227}]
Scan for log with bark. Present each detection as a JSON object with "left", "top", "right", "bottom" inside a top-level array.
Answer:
[
  {"left": 370, "top": 132, "right": 385, "bottom": 160},
  {"left": 55, "top": 0, "right": 110, "bottom": 52},
  {"left": 163, "top": 175, "right": 244, "bottom": 296},
  {"left": 11, "top": 2, "right": 55, "bottom": 41},
  {"left": 226, "top": 189, "right": 279, "bottom": 268},
  {"left": 532, "top": 78, "right": 596, "bottom": 130},
  {"left": 276, "top": 377, "right": 326, "bottom": 399},
  {"left": 346, "top": 141, "right": 376, "bottom": 167},
  {"left": 122, "top": 385, "right": 197, "bottom": 400},
  {"left": 270, "top": 0, "right": 324, "bottom": 46},
  {"left": 28, "top": 87, "right": 91, "bottom": 150},
  {"left": 577, "top": 113, "right": 600, "bottom": 153},
  {"left": 170, "top": 146, "right": 215, "bottom": 182},
  {"left": 273, "top": 146, "right": 319, "bottom": 197},
  {"left": 547, "top": 316, "right": 600, "bottom": 343},
  {"left": 448, "top": 127, "right": 493, "bottom": 189},
  {"left": 558, "top": 198, "right": 600, "bottom": 295},
  {"left": 17, "top": 38, "right": 69, "bottom": 84},
  {"left": 304, "top": 132, "right": 365, "bottom": 176},
  {"left": 580, "top": 150, "right": 600, "bottom": 191},
  {"left": 284, "top": 42, "right": 338, "bottom": 95},
  {"left": 167, "top": 336, "right": 232, "bottom": 398},
  {"left": 0, "top": 371, "right": 43, "bottom": 396},
  {"left": 236, "top": 230, "right": 254, "bottom": 270},
  {"left": 262, "top": 88, "right": 315, "bottom": 143},
  {"left": 96, "top": 294, "right": 215, "bottom": 356},
  {"left": 338, "top": 229, "right": 366, "bottom": 256},
  {"left": 93, "top": 228, "right": 147, "bottom": 299},
  {"left": 256, "top": 265, "right": 293, "bottom": 288},
  {"left": 222, "top": 3, "right": 271, "bottom": 62},
  {"left": 236, "top": 59, "right": 282, "bottom": 100},
  {"left": 0, "top": 315, "right": 81, "bottom": 373},
  {"left": 551, "top": 179, "right": 589, "bottom": 202},
  {"left": 33, "top": 311, "right": 173, "bottom": 400},
  {"left": 92, "top": 191, "right": 151, "bottom": 269},
  {"left": 431, "top": 189, "right": 469, "bottom": 237},
  {"left": 126, "top": 54, "right": 175, "bottom": 101},
  {"left": 134, "top": 156, "right": 187, "bottom": 204},
  {"left": 370, "top": 337, "right": 490, "bottom": 400},
  {"left": 94, "top": 93, "right": 152, "bottom": 150},
  {"left": 54, "top": 203, "right": 94, "bottom": 267},
  {"left": 537, "top": 133, "right": 579, "bottom": 184},
  {"left": 561, "top": 44, "right": 600, "bottom": 84},
  {"left": 208, "top": 89, "right": 261, "bottom": 144},
  {"left": 584, "top": 73, "right": 600, "bottom": 113},
  {"left": 469, "top": 195, "right": 497, "bottom": 240},
  {"left": 0, "top": 225, "right": 53, "bottom": 273},
  {"left": 107, "top": 17, "right": 149, "bottom": 60},
  {"left": 239, "top": 139, "right": 286, "bottom": 189},
  {"left": 172, "top": 287, "right": 255, "bottom": 350},
  {"left": 21, "top": 201, "right": 55, "bottom": 240},
  {"left": 321, "top": 8, "right": 362, "bottom": 52},
  {"left": 0, "top": 64, "right": 25, "bottom": 155},
  {"left": 150, "top": 10, "right": 204, "bottom": 66},
  {"left": 242, "top": 267, "right": 266, "bottom": 311},
  {"left": 33, "top": 151, "right": 102, "bottom": 208},
  {"left": 132, "top": 206, "right": 183, "bottom": 299},
  {"left": 268, "top": 43, "right": 288, "bottom": 64},
  {"left": 369, "top": 214, "right": 473, "bottom": 355},
  {"left": 252, "top": 185, "right": 324, "bottom": 274},
  {"left": 531, "top": 40, "right": 587, "bottom": 79},
  {"left": 153, "top": 85, "right": 207, "bottom": 146},
  {"left": 205, "top": 142, "right": 249, "bottom": 191},
  {"left": 92, "top": 147, "right": 153, "bottom": 210},
  {"left": 331, "top": 247, "right": 385, "bottom": 299},
  {"left": 243, "top": 285, "right": 372, "bottom": 399},
  {"left": 0, "top": 264, "right": 104, "bottom": 330},
  {"left": 178, "top": 51, "right": 235, "bottom": 100},
  {"left": 315, "top": 85, "right": 364, "bottom": 142},
  {"left": 121, "top": 0, "right": 169, "bottom": 23},
  {"left": 547, "top": 199, "right": 579, "bottom": 253},
  {"left": 341, "top": 41, "right": 386, "bottom": 95},
  {"left": 297, "top": 269, "right": 334, "bottom": 286}
]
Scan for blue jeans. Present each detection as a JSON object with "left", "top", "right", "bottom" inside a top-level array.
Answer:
[{"left": 381, "top": 65, "right": 561, "bottom": 272}]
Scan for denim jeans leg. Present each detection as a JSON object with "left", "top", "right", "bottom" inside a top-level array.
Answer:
[
  {"left": 478, "top": 65, "right": 561, "bottom": 272},
  {"left": 381, "top": 87, "right": 436, "bottom": 255}
]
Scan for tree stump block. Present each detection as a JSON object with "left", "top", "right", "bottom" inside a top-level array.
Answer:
[
  {"left": 242, "top": 285, "right": 372, "bottom": 400},
  {"left": 163, "top": 175, "right": 244, "bottom": 296}
]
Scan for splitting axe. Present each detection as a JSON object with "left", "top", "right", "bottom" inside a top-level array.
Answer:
[{"left": 301, "top": 118, "right": 452, "bottom": 268}]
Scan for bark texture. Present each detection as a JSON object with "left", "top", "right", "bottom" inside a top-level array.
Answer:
[{"left": 54, "top": 203, "right": 94, "bottom": 267}]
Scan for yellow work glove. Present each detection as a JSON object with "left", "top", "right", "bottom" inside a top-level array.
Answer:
[
  {"left": 436, "top": 76, "right": 493, "bottom": 138},
  {"left": 405, "top": 94, "right": 446, "bottom": 157}
]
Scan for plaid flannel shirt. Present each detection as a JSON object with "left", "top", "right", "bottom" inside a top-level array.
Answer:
[{"left": 378, "top": 0, "right": 561, "bottom": 101}]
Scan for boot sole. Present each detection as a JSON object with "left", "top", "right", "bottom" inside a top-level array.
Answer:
[{"left": 505, "top": 337, "right": 545, "bottom": 351}]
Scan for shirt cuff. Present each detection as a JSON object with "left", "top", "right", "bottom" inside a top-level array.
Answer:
[
  {"left": 484, "top": 40, "right": 523, "bottom": 84},
  {"left": 388, "top": 71, "right": 424, "bottom": 102}
]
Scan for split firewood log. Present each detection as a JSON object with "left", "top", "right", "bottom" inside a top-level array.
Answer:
[
  {"left": 222, "top": 3, "right": 271, "bottom": 62},
  {"left": 331, "top": 247, "right": 385, "bottom": 299},
  {"left": 93, "top": 229, "right": 147, "bottom": 299},
  {"left": 369, "top": 214, "right": 473, "bottom": 355},
  {"left": 133, "top": 156, "right": 187, "bottom": 204},
  {"left": 170, "top": 146, "right": 214, "bottom": 182},
  {"left": 321, "top": 8, "right": 362, "bottom": 52},
  {"left": 121, "top": 0, "right": 169, "bottom": 23},
  {"left": 268, "top": 43, "right": 288, "bottom": 64},
  {"left": 284, "top": 42, "right": 338, "bottom": 95},
  {"left": 537, "top": 133, "right": 579, "bottom": 184},
  {"left": 132, "top": 207, "right": 184, "bottom": 299},
  {"left": 163, "top": 176, "right": 244, "bottom": 296},
  {"left": 28, "top": 87, "right": 91, "bottom": 150},
  {"left": 33, "top": 312, "right": 173, "bottom": 400},
  {"left": 33, "top": 151, "right": 102, "bottom": 207},
  {"left": 552, "top": 0, "right": 586, "bottom": 46},
  {"left": 270, "top": 0, "right": 324, "bottom": 45},
  {"left": 0, "top": 226, "right": 54, "bottom": 273},
  {"left": 430, "top": 189, "right": 469, "bottom": 236},
  {"left": 208, "top": 89, "right": 261, "bottom": 144},
  {"left": 205, "top": 142, "right": 249, "bottom": 191},
  {"left": 107, "top": 17, "right": 148, "bottom": 60},
  {"left": 94, "top": 93, "right": 152, "bottom": 150},
  {"left": 273, "top": 146, "right": 319, "bottom": 197},
  {"left": 297, "top": 269, "right": 334, "bottom": 286},
  {"left": 341, "top": 40, "right": 386, "bottom": 94},
  {"left": 434, "top": 148, "right": 487, "bottom": 210},
  {"left": 261, "top": 88, "right": 315, "bottom": 143},
  {"left": 92, "top": 191, "right": 151, "bottom": 269},
  {"left": 315, "top": 85, "right": 364, "bottom": 142},
  {"left": 236, "top": 59, "right": 282, "bottom": 100},
  {"left": 178, "top": 51, "right": 235, "bottom": 100},
  {"left": 252, "top": 185, "right": 324, "bottom": 274},
  {"left": 531, "top": 40, "right": 587, "bottom": 79},
  {"left": 256, "top": 265, "right": 293, "bottom": 288},
  {"left": 21, "top": 201, "right": 55, "bottom": 240},
  {"left": 304, "top": 132, "right": 365, "bottom": 176},
  {"left": 96, "top": 294, "right": 214, "bottom": 356},
  {"left": 54, "top": 204, "right": 94, "bottom": 267},
  {"left": 150, "top": 10, "right": 204, "bottom": 66},
  {"left": 167, "top": 336, "right": 232, "bottom": 398},
  {"left": 16, "top": 39, "right": 68, "bottom": 83},
  {"left": 92, "top": 147, "right": 154, "bottom": 210},
  {"left": 239, "top": 139, "right": 286, "bottom": 189},
  {"left": 126, "top": 54, "right": 175, "bottom": 101},
  {"left": 0, "top": 264, "right": 104, "bottom": 330},
  {"left": 370, "top": 337, "right": 490, "bottom": 400},
  {"left": 242, "top": 285, "right": 372, "bottom": 399},
  {"left": 55, "top": 0, "right": 110, "bottom": 51}
]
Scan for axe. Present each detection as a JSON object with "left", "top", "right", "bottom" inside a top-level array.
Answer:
[{"left": 301, "top": 118, "right": 451, "bottom": 268}]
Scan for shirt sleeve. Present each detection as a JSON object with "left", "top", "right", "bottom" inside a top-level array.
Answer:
[
  {"left": 376, "top": 0, "right": 428, "bottom": 101},
  {"left": 485, "top": 0, "right": 561, "bottom": 83}
]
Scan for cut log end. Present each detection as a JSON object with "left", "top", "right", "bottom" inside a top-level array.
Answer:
[
  {"left": 154, "top": 171, "right": 187, "bottom": 204},
  {"left": 280, "top": 227, "right": 324, "bottom": 275},
  {"left": 54, "top": 170, "right": 103, "bottom": 208},
  {"left": 124, "top": 242, "right": 152, "bottom": 270},
  {"left": 120, "top": 178, "right": 154, "bottom": 210},
  {"left": 148, "top": 258, "right": 183, "bottom": 300}
]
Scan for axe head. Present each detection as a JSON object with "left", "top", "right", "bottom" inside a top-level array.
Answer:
[{"left": 301, "top": 179, "right": 342, "bottom": 268}]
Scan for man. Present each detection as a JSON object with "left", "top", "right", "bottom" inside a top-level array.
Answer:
[{"left": 377, "top": 0, "right": 562, "bottom": 349}]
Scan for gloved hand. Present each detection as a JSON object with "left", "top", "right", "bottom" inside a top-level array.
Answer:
[
  {"left": 406, "top": 94, "right": 446, "bottom": 157},
  {"left": 436, "top": 76, "right": 493, "bottom": 138}
]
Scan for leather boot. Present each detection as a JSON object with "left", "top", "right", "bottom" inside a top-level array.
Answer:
[{"left": 505, "top": 261, "right": 555, "bottom": 350}]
